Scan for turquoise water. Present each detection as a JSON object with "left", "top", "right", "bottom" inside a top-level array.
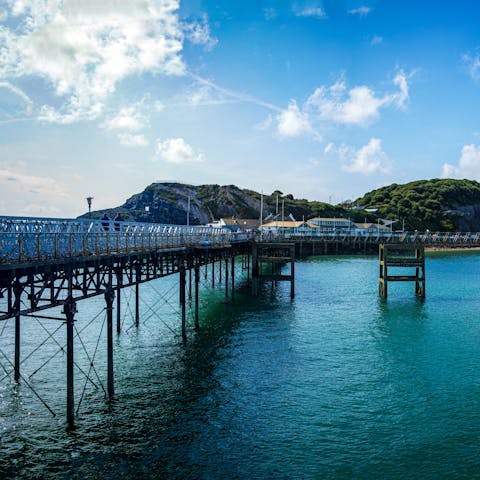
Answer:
[{"left": 2, "top": 252, "right": 480, "bottom": 479}]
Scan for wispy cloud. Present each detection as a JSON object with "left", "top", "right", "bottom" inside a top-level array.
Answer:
[
  {"left": 118, "top": 133, "right": 149, "bottom": 147},
  {"left": 370, "top": 35, "right": 383, "bottom": 46},
  {"left": 293, "top": 3, "right": 327, "bottom": 19},
  {"left": 187, "top": 73, "right": 281, "bottom": 111},
  {"left": 348, "top": 6, "right": 371, "bottom": 16},
  {"left": 0, "top": 166, "right": 66, "bottom": 197},
  {"left": 183, "top": 14, "right": 217, "bottom": 51},
  {"left": 264, "top": 8, "right": 278, "bottom": 20},
  {"left": 462, "top": 50, "right": 480, "bottom": 81}
]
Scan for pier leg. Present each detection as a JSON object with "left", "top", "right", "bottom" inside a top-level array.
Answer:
[
  {"left": 290, "top": 246, "right": 295, "bottom": 300},
  {"left": 63, "top": 295, "right": 77, "bottom": 428},
  {"left": 14, "top": 314, "right": 20, "bottom": 383},
  {"left": 105, "top": 288, "right": 115, "bottom": 398},
  {"left": 135, "top": 282, "right": 140, "bottom": 327},
  {"left": 180, "top": 269, "right": 187, "bottom": 341},
  {"left": 231, "top": 256, "right": 235, "bottom": 302},
  {"left": 194, "top": 266, "right": 200, "bottom": 331},
  {"left": 13, "top": 282, "right": 22, "bottom": 383},
  {"left": 252, "top": 245, "right": 259, "bottom": 296},
  {"left": 219, "top": 258, "right": 222, "bottom": 283},
  {"left": 225, "top": 256, "right": 229, "bottom": 301},
  {"left": 188, "top": 268, "right": 192, "bottom": 301},
  {"left": 116, "top": 270, "right": 122, "bottom": 334},
  {"left": 212, "top": 261, "right": 215, "bottom": 288},
  {"left": 247, "top": 253, "right": 250, "bottom": 284}
]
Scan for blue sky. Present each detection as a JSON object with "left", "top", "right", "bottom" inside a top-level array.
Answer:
[{"left": 1, "top": 0, "right": 480, "bottom": 217}]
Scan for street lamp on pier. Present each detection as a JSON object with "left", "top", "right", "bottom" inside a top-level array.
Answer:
[{"left": 86, "top": 196, "right": 93, "bottom": 219}]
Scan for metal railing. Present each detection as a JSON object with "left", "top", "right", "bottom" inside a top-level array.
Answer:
[
  {"left": 259, "top": 229, "right": 480, "bottom": 245},
  {"left": 2, "top": 215, "right": 480, "bottom": 265},
  {"left": 0, "top": 216, "right": 252, "bottom": 264}
]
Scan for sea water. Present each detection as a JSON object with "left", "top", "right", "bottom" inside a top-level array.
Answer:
[{"left": 1, "top": 251, "right": 480, "bottom": 479}]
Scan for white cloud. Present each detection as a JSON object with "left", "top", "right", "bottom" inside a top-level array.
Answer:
[
  {"left": 118, "top": 133, "right": 149, "bottom": 147},
  {"left": 0, "top": 1, "right": 189, "bottom": 123},
  {"left": 155, "top": 138, "right": 205, "bottom": 163},
  {"left": 442, "top": 144, "right": 480, "bottom": 179},
  {"left": 293, "top": 4, "right": 327, "bottom": 19},
  {"left": 0, "top": 166, "right": 66, "bottom": 197},
  {"left": 348, "top": 6, "right": 371, "bottom": 16},
  {"left": 183, "top": 14, "right": 217, "bottom": 51},
  {"left": 326, "top": 138, "right": 392, "bottom": 175},
  {"left": 306, "top": 70, "right": 410, "bottom": 126},
  {"left": 462, "top": 51, "right": 480, "bottom": 82},
  {"left": 276, "top": 100, "right": 313, "bottom": 138},
  {"left": 102, "top": 104, "right": 147, "bottom": 131},
  {"left": 370, "top": 35, "right": 383, "bottom": 45}
]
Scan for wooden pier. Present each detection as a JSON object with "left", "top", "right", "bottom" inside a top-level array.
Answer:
[{"left": 379, "top": 244, "right": 425, "bottom": 298}]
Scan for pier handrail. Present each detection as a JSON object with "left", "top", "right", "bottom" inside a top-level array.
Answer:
[
  {"left": 2, "top": 215, "right": 480, "bottom": 265},
  {"left": 0, "top": 216, "right": 253, "bottom": 264}
]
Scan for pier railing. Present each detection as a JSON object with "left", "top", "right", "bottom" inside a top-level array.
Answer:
[
  {"left": 260, "top": 230, "right": 480, "bottom": 245},
  {"left": 0, "top": 216, "right": 252, "bottom": 264},
  {"left": 2, "top": 215, "right": 480, "bottom": 265}
]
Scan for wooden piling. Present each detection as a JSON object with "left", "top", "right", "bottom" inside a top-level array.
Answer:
[{"left": 379, "top": 244, "right": 425, "bottom": 298}]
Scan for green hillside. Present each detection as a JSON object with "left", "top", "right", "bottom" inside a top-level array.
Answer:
[{"left": 354, "top": 179, "right": 480, "bottom": 231}]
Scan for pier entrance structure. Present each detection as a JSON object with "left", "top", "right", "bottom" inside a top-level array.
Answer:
[{"left": 379, "top": 244, "right": 425, "bottom": 298}]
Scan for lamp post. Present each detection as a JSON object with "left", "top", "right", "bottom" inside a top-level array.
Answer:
[{"left": 86, "top": 196, "right": 93, "bottom": 219}]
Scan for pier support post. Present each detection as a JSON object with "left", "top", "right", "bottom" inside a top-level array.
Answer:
[
  {"left": 194, "top": 266, "right": 200, "bottom": 331},
  {"left": 188, "top": 268, "right": 192, "bottom": 301},
  {"left": 219, "top": 258, "right": 222, "bottom": 283},
  {"left": 252, "top": 244, "right": 259, "bottom": 296},
  {"left": 13, "top": 282, "right": 22, "bottom": 383},
  {"left": 225, "top": 256, "right": 229, "bottom": 301},
  {"left": 231, "top": 256, "right": 235, "bottom": 302},
  {"left": 290, "top": 244, "right": 295, "bottom": 300},
  {"left": 212, "top": 261, "right": 215, "bottom": 288},
  {"left": 180, "top": 269, "right": 187, "bottom": 341},
  {"left": 116, "top": 268, "right": 122, "bottom": 334},
  {"left": 105, "top": 287, "right": 115, "bottom": 398},
  {"left": 63, "top": 295, "right": 77, "bottom": 428}
]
